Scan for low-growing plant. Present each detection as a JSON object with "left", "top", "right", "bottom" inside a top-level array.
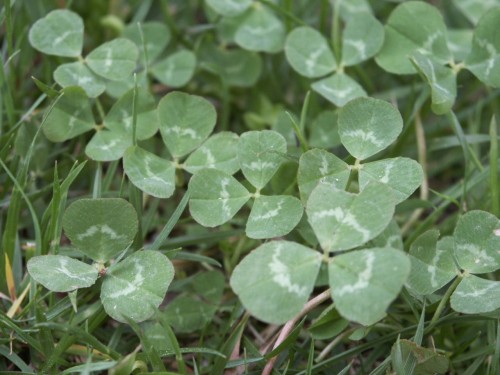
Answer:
[{"left": 1, "top": 0, "right": 500, "bottom": 374}]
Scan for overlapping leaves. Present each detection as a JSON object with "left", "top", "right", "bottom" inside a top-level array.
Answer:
[
  {"left": 285, "top": 13, "right": 384, "bottom": 106},
  {"left": 28, "top": 198, "right": 174, "bottom": 323},
  {"left": 228, "top": 98, "right": 420, "bottom": 325},
  {"left": 407, "top": 210, "right": 500, "bottom": 314},
  {"left": 29, "top": 9, "right": 138, "bottom": 98},
  {"left": 376, "top": 1, "right": 500, "bottom": 114},
  {"left": 189, "top": 130, "right": 303, "bottom": 239}
]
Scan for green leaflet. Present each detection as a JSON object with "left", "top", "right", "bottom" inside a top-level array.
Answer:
[
  {"left": 163, "top": 271, "right": 225, "bottom": 333},
  {"left": 306, "top": 182, "right": 396, "bottom": 252},
  {"left": 104, "top": 87, "right": 159, "bottom": 141},
  {"left": 369, "top": 220, "right": 404, "bottom": 250},
  {"left": 238, "top": 130, "right": 287, "bottom": 190},
  {"left": 206, "top": 0, "right": 252, "bottom": 17},
  {"left": 234, "top": 5, "right": 285, "bottom": 53},
  {"left": 410, "top": 51, "right": 457, "bottom": 114},
  {"left": 338, "top": 97, "right": 403, "bottom": 160},
  {"left": 123, "top": 21, "right": 171, "bottom": 65},
  {"left": 101, "top": 250, "right": 174, "bottom": 323},
  {"left": 183, "top": 132, "right": 240, "bottom": 175},
  {"left": 451, "top": 274, "right": 500, "bottom": 314},
  {"left": 407, "top": 232, "right": 457, "bottom": 295},
  {"left": 311, "top": 72, "right": 366, "bottom": 107},
  {"left": 329, "top": 248, "right": 411, "bottom": 326},
  {"left": 123, "top": 146, "right": 176, "bottom": 199},
  {"left": 246, "top": 195, "right": 303, "bottom": 239},
  {"left": 375, "top": 1, "right": 451, "bottom": 74},
  {"left": 42, "top": 87, "right": 95, "bottom": 142},
  {"left": 29, "top": 9, "right": 83, "bottom": 57},
  {"left": 27, "top": 255, "right": 98, "bottom": 292},
  {"left": 53, "top": 62, "right": 106, "bottom": 98},
  {"left": 85, "top": 129, "right": 132, "bottom": 161},
  {"left": 200, "top": 46, "right": 262, "bottom": 87},
  {"left": 358, "top": 157, "right": 423, "bottom": 204},
  {"left": 86, "top": 38, "right": 139, "bottom": 81},
  {"left": 297, "top": 149, "right": 350, "bottom": 203},
  {"left": 390, "top": 340, "right": 449, "bottom": 374},
  {"left": 308, "top": 110, "right": 341, "bottom": 149},
  {"left": 454, "top": 210, "right": 500, "bottom": 274},
  {"left": 230, "top": 241, "right": 322, "bottom": 324},
  {"left": 158, "top": 91, "right": 217, "bottom": 158},
  {"left": 284, "top": 26, "right": 336, "bottom": 78},
  {"left": 188, "top": 169, "right": 251, "bottom": 227},
  {"left": 150, "top": 50, "right": 197, "bottom": 88},
  {"left": 465, "top": 8, "right": 500, "bottom": 88},
  {"left": 62, "top": 198, "right": 138, "bottom": 262},
  {"left": 452, "top": 0, "right": 500, "bottom": 25},
  {"left": 341, "top": 13, "right": 384, "bottom": 67}
]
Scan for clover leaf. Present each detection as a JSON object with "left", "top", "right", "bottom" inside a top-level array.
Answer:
[
  {"left": 230, "top": 241, "right": 322, "bottom": 324},
  {"left": 329, "top": 248, "right": 411, "bottom": 326}
]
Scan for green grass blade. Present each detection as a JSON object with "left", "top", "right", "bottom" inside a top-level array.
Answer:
[
  {"left": 150, "top": 191, "right": 190, "bottom": 251},
  {"left": 489, "top": 116, "right": 499, "bottom": 216}
]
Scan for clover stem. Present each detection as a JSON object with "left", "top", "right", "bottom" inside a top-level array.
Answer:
[
  {"left": 429, "top": 275, "right": 462, "bottom": 326},
  {"left": 262, "top": 289, "right": 331, "bottom": 375}
]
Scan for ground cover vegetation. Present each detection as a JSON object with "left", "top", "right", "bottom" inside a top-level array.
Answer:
[{"left": 1, "top": 0, "right": 500, "bottom": 373}]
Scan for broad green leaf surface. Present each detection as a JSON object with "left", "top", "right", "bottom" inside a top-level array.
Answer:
[
  {"left": 410, "top": 52, "right": 457, "bottom": 114},
  {"left": 284, "top": 27, "right": 336, "bottom": 78},
  {"left": 150, "top": 50, "right": 197, "bottom": 87},
  {"left": 123, "top": 146, "right": 176, "bottom": 199},
  {"left": 105, "top": 70, "right": 148, "bottom": 99},
  {"left": 375, "top": 1, "right": 451, "bottom": 74},
  {"left": 307, "top": 182, "right": 395, "bottom": 252},
  {"left": 311, "top": 73, "right": 366, "bottom": 107},
  {"left": 369, "top": 220, "right": 404, "bottom": 250},
  {"left": 465, "top": 8, "right": 500, "bottom": 88},
  {"left": 85, "top": 129, "right": 132, "bottom": 161},
  {"left": 206, "top": 0, "right": 252, "bottom": 16},
  {"left": 43, "top": 87, "right": 94, "bottom": 142},
  {"left": 28, "top": 255, "right": 98, "bottom": 292},
  {"left": 390, "top": 340, "right": 450, "bottom": 374},
  {"left": 338, "top": 97, "right": 403, "bottom": 160},
  {"left": 230, "top": 241, "right": 322, "bottom": 324},
  {"left": 104, "top": 87, "right": 158, "bottom": 140},
  {"left": 246, "top": 195, "right": 303, "bottom": 239},
  {"left": 189, "top": 169, "right": 250, "bottom": 227},
  {"left": 158, "top": 91, "right": 217, "bottom": 158},
  {"left": 338, "top": 0, "right": 372, "bottom": 20},
  {"left": 235, "top": 5, "right": 285, "bottom": 53},
  {"left": 101, "top": 250, "right": 174, "bottom": 323},
  {"left": 407, "top": 232, "right": 457, "bottom": 295},
  {"left": 63, "top": 198, "right": 138, "bottom": 262},
  {"left": 454, "top": 210, "right": 500, "bottom": 273},
  {"left": 53, "top": 62, "right": 106, "bottom": 98},
  {"left": 309, "top": 110, "right": 341, "bottom": 149},
  {"left": 238, "top": 130, "right": 287, "bottom": 189},
  {"left": 447, "top": 29, "right": 473, "bottom": 62},
  {"left": 215, "top": 11, "right": 248, "bottom": 44},
  {"left": 163, "top": 271, "right": 224, "bottom": 332},
  {"left": 86, "top": 38, "right": 139, "bottom": 81},
  {"left": 329, "top": 248, "right": 411, "bottom": 326},
  {"left": 163, "top": 295, "right": 218, "bottom": 333},
  {"left": 341, "top": 13, "right": 384, "bottom": 66},
  {"left": 297, "top": 149, "right": 350, "bottom": 203},
  {"left": 183, "top": 132, "right": 240, "bottom": 175},
  {"left": 308, "top": 307, "right": 349, "bottom": 340},
  {"left": 452, "top": 0, "right": 500, "bottom": 24},
  {"left": 123, "top": 21, "right": 170, "bottom": 65},
  {"left": 359, "top": 157, "right": 423, "bottom": 204},
  {"left": 451, "top": 274, "right": 500, "bottom": 314},
  {"left": 201, "top": 47, "right": 262, "bottom": 87},
  {"left": 29, "top": 9, "right": 83, "bottom": 57}
]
